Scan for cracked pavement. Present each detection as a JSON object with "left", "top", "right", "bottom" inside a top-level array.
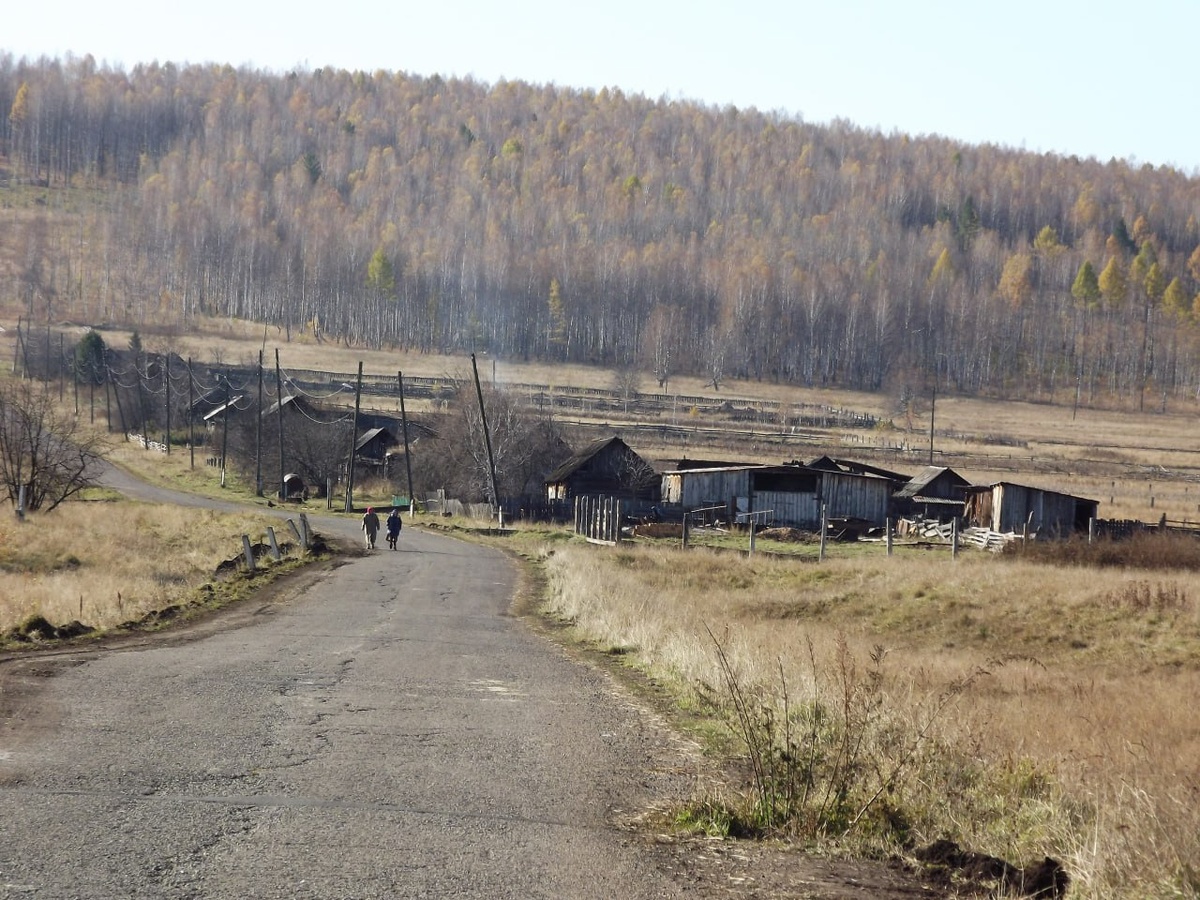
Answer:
[{"left": 0, "top": 483, "right": 699, "bottom": 899}]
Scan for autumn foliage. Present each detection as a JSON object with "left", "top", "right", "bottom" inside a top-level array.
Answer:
[{"left": 2, "top": 54, "right": 1200, "bottom": 409}]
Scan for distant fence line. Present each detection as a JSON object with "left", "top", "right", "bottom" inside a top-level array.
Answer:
[{"left": 206, "top": 363, "right": 879, "bottom": 431}]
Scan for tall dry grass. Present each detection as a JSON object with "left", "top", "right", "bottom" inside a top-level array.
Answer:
[
  {"left": 540, "top": 540, "right": 1200, "bottom": 898},
  {"left": 0, "top": 501, "right": 284, "bottom": 632}
]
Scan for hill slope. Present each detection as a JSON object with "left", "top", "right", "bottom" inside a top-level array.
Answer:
[{"left": 2, "top": 54, "right": 1199, "bottom": 408}]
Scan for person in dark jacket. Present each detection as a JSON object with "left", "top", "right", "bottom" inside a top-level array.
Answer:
[{"left": 386, "top": 507, "right": 403, "bottom": 550}]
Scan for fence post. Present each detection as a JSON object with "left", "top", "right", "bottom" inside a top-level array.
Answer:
[
  {"left": 886, "top": 517, "right": 893, "bottom": 557},
  {"left": 819, "top": 503, "right": 827, "bottom": 562},
  {"left": 749, "top": 516, "right": 756, "bottom": 557},
  {"left": 299, "top": 513, "right": 311, "bottom": 550},
  {"left": 241, "top": 535, "right": 257, "bottom": 573},
  {"left": 951, "top": 517, "right": 959, "bottom": 559},
  {"left": 267, "top": 526, "right": 282, "bottom": 561},
  {"left": 1089, "top": 517, "right": 1096, "bottom": 543},
  {"left": 682, "top": 511, "right": 690, "bottom": 550}
]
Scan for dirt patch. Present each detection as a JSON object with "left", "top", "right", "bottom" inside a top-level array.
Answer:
[{"left": 759, "top": 527, "right": 816, "bottom": 543}]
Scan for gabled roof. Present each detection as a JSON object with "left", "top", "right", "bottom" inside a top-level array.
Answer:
[
  {"left": 355, "top": 426, "right": 396, "bottom": 451},
  {"left": 894, "top": 466, "right": 970, "bottom": 500},
  {"left": 808, "top": 456, "right": 911, "bottom": 483},
  {"left": 545, "top": 436, "right": 634, "bottom": 483}
]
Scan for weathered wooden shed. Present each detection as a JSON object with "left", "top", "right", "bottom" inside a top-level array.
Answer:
[
  {"left": 661, "top": 463, "right": 891, "bottom": 529},
  {"left": 893, "top": 466, "right": 971, "bottom": 520},
  {"left": 963, "top": 482, "right": 1098, "bottom": 537},
  {"left": 545, "top": 436, "right": 659, "bottom": 502}
]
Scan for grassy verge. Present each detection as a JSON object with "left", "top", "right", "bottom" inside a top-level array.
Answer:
[
  {"left": 474, "top": 529, "right": 1200, "bottom": 900},
  {"left": 0, "top": 498, "right": 324, "bottom": 646}
]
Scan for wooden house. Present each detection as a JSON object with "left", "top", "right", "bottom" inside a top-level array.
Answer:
[
  {"left": 544, "top": 437, "right": 659, "bottom": 502},
  {"left": 963, "top": 481, "right": 1098, "bottom": 537}
]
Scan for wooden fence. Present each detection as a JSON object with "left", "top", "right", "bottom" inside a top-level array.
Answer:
[{"left": 574, "top": 495, "right": 623, "bottom": 545}]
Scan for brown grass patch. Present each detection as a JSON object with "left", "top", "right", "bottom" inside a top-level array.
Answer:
[
  {"left": 539, "top": 540, "right": 1200, "bottom": 898},
  {"left": 0, "top": 500, "right": 289, "bottom": 633}
]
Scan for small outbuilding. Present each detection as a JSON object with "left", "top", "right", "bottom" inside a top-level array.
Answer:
[
  {"left": 893, "top": 466, "right": 971, "bottom": 521},
  {"left": 280, "top": 472, "right": 307, "bottom": 501},
  {"left": 963, "top": 481, "right": 1098, "bottom": 537}
]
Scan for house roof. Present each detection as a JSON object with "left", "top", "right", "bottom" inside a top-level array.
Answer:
[
  {"left": 807, "top": 456, "right": 911, "bottom": 483},
  {"left": 545, "top": 436, "right": 634, "bottom": 483},
  {"left": 355, "top": 426, "right": 396, "bottom": 452},
  {"left": 675, "top": 457, "right": 758, "bottom": 471},
  {"left": 664, "top": 464, "right": 773, "bottom": 476},
  {"left": 202, "top": 396, "right": 244, "bottom": 422},
  {"left": 894, "top": 466, "right": 969, "bottom": 500}
]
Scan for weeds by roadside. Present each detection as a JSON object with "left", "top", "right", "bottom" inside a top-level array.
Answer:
[{"left": 538, "top": 539, "right": 1200, "bottom": 898}]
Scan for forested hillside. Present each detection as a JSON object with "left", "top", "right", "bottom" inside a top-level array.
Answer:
[{"left": 2, "top": 53, "right": 1200, "bottom": 408}]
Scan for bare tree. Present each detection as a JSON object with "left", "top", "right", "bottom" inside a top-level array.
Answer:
[
  {"left": 418, "top": 378, "right": 566, "bottom": 502},
  {"left": 611, "top": 365, "right": 642, "bottom": 414},
  {"left": 0, "top": 380, "right": 105, "bottom": 512}
]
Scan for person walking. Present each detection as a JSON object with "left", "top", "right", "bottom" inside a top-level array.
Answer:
[
  {"left": 386, "top": 506, "right": 402, "bottom": 550},
  {"left": 361, "top": 506, "right": 380, "bottom": 550}
]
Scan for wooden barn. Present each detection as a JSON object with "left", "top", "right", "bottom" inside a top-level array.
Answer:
[
  {"left": 544, "top": 436, "right": 659, "bottom": 502},
  {"left": 660, "top": 463, "right": 891, "bottom": 529},
  {"left": 892, "top": 466, "right": 971, "bottom": 521},
  {"left": 963, "top": 481, "right": 1098, "bottom": 537}
]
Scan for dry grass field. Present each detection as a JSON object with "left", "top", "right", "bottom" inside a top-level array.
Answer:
[
  {"left": 538, "top": 538, "right": 1200, "bottom": 899},
  {"left": 0, "top": 501, "right": 293, "bottom": 636}
]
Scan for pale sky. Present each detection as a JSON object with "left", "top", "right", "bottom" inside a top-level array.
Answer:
[{"left": 5, "top": 0, "right": 1199, "bottom": 172}]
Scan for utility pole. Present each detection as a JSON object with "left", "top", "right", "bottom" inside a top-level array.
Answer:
[
  {"left": 399, "top": 371, "right": 415, "bottom": 518},
  {"left": 275, "top": 349, "right": 285, "bottom": 499},
  {"left": 470, "top": 353, "right": 499, "bottom": 513},
  {"left": 344, "top": 361, "right": 363, "bottom": 512},
  {"left": 187, "top": 358, "right": 195, "bottom": 469},
  {"left": 108, "top": 355, "right": 128, "bottom": 438},
  {"left": 220, "top": 377, "right": 230, "bottom": 487},
  {"left": 104, "top": 349, "right": 113, "bottom": 433},
  {"left": 929, "top": 373, "right": 936, "bottom": 466},
  {"left": 164, "top": 355, "right": 171, "bottom": 455},
  {"left": 134, "top": 348, "right": 147, "bottom": 447},
  {"left": 255, "top": 350, "right": 264, "bottom": 496}
]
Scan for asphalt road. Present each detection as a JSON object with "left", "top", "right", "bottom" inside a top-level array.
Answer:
[{"left": 0, "top": 471, "right": 695, "bottom": 898}]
